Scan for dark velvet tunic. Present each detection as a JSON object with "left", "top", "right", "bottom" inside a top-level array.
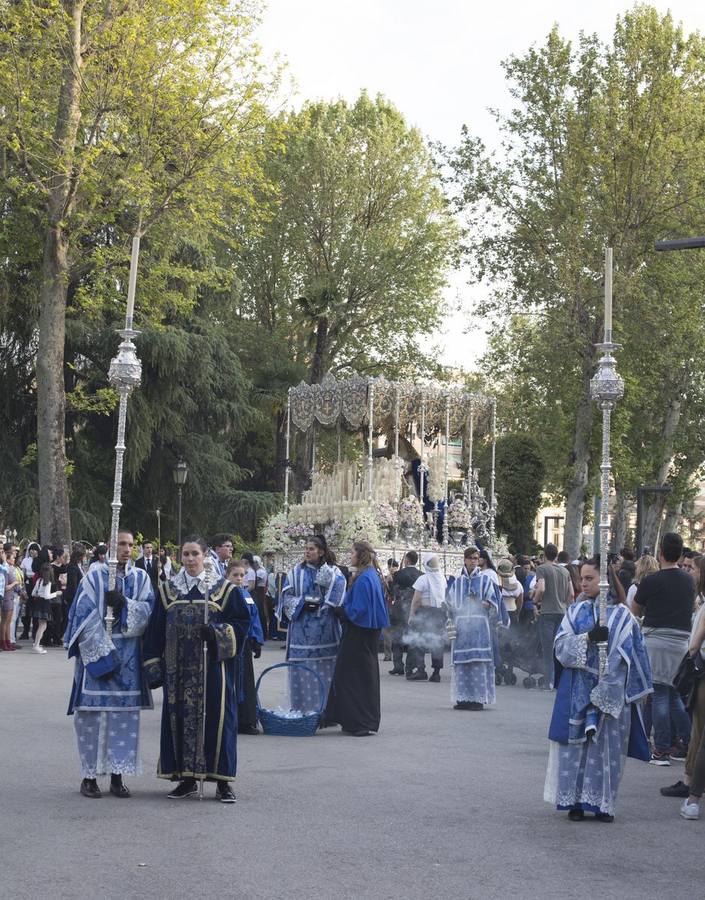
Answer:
[{"left": 143, "top": 576, "right": 251, "bottom": 782}]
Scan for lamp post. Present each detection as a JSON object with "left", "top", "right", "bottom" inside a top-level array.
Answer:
[
  {"left": 173, "top": 458, "right": 188, "bottom": 557},
  {"left": 650, "top": 235, "right": 705, "bottom": 545}
]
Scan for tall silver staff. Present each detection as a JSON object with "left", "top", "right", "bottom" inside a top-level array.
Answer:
[
  {"left": 105, "top": 234, "right": 143, "bottom": 634},
  {"left": 590, "top": 247, "right": 624, "bottom": 677},
  {"left": 199, "top": 555, "right": 215, "bottom": 800},
  {"left": 155, "top": 507, "right": 162, "bottom": 584}
]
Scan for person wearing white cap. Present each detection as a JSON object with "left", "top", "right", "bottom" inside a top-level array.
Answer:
[
  {"left": 496, "top": 559, "right": 523, "bottom": 625},
  {"left": 406, "top": 555, "right": 447, "bottom": 682}
]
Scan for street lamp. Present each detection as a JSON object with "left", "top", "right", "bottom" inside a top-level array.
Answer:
[
  {"left": 648, "top": 235, "right": 705, "bottom": 548},
  {"left": 172, "top": 458, "right": 188, "bottom": 556},
  {"left": 655, "top": 236, "right": 705, "bottom": 252}
]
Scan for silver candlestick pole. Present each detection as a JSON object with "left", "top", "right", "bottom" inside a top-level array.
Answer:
[
  {"left": 284, "top": 389, "right": 291, "bottom": 515},
  {"left": 367, "top": 379, "right": 375, "bottom": 502},
  {"left": 418, "top": 391, "right": 427, "bottom": 505},
  {"left": 489, "top": 399, "right": 497, "bottom": 546},
  {"left": 106, "top": 234, "right": 143, "bottom": 628},
  {"left": 442, "top": 393, "right": 450, "bottom": 546},
  {"left": 589, "top": 247, "right": 624, "bottom": 677}
]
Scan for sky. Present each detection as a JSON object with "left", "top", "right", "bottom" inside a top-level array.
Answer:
[{"left": 256, "top": 1, "right": 703, "bottom": 369}]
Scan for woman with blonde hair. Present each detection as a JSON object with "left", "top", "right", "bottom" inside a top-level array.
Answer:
[
  {"left": 324, "top": 541, "right": 390, "bottom": 736},
  {"left": 626, "top": 555, "right": 659, "bottom": 615}
]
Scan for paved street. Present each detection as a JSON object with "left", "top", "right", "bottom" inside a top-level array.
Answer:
[{"left": 3, "top": 644, "right": 701, "bottom": 900}]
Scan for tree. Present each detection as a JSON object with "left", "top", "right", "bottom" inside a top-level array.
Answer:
[
  {"left": 230, "top": 93, "right": 459, "bottom": 491},
  {"left": 491, "top": 435, "right": 546, "bottom": 554},
  {"left": 0, "top": 0, "right": 270, "bottom": 544},
  {"left": 448, "top": 8, "right": 705, "bottom": 554}
]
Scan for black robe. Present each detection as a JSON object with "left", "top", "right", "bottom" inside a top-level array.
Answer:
[
  {"left": 143, "top": 577, "right": 251, "bottom": 782},
  {"left": 325, "top": 622, "right": 382, "bottom": 733}
]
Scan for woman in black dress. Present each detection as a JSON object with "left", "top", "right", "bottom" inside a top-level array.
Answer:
[{"left": 325, "top": 541, "right": 390, "bottom": 736}]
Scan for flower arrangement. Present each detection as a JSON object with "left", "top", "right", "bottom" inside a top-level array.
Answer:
[
  {"left": 338, "top": 506, "right": 381, "bottom": 547},
  {"left": 447, "top": 498, "right": 471, "bottom": 530},
  {"left": 398, "top": 495, "right": 424, "bottom": 528},
  {"left": 490, "top": 533, "right": 511, "bottom": 561},
  {"left": 284, "top": 519, "right": 316, "bottom": 541},
  {"left": 259, "top": 512, "right": 292, "bottom": 552},
  {"left": 324, "top": 520, "right": 343, "bottom": 547},
  {"left": 375, "top": 502, "right": 399, "bottom": 529}
]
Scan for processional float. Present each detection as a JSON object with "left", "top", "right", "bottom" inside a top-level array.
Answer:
[{"left": 280, "top": 375, "right": 498, "bottom": 572}]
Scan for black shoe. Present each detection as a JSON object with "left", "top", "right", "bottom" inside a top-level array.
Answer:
[
  {"left": 80, "top": 778, "right": 101, "bottom": 799},
  {"left": 238, "top": 725, "right": 259, "bottom": 735},
  {"left": 167, "top": 779, "right": 198, "bottom": 800},
  {"left": 406, "top": 670, "right": 428, "bottom": 681},
  {"left": 595, "top": 812, "right": 614, "bottom": 823},
  {"left": 19, "top": 632, "right": 29, "bottom": 641},
  {"left": 661, "top": 780, "right": 690, "bottom": 798},
  {"left": 109, "top": 776, "right": 130, "bottom": 798},
  {"left": 388, "top": 668, "right": 405, "bottom": 675},
  {"left": 568, "top": 808, "right": 584, "bottom": 821},
  {"left": 429, "top": 670, "right": 441, "bottom": 683},
  {"left": 346, "top": 729, "right": 373, "bottom": 736},
  {"left": 454, "top": 701, "right": 471, "bottom": 710},
  {"left": 215, "top": 784, "right": 237, "bottom": 804}
]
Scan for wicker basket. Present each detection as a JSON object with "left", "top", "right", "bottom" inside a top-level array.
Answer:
[{"left": 255, "top": 661, "right": 325, "bottom": 736}]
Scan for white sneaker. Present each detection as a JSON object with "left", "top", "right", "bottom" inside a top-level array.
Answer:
[
  {"left": 680, "top": 799, "right": 700, "bottom": 820},
  {"left": 32, "top": 646, "right": 47, "bottom": 654}
]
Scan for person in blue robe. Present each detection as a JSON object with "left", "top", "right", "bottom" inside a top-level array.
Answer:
[
  {"left": 142, "top": 535, "right": 252, "bottom": 803},
  {"left": 226, "top": 559, "right": 264, "bottom": 735},
  {"left": 325, "top": 541, "right": 390, "bottom": 736},
  {"left": 445, "top": 565, "right": 508, "bottom": 710},
  {"left": 544, "top": 556, "right": 653, "bottom": 821},
  {"left": 208, "top": 533, "right": 234, "bottom": 578},
  {"left": 277, "top": 535, "right": 346, "bottom": 713},
  {"left": 64, "top": 529, "right": 154, "bottom": 799}
]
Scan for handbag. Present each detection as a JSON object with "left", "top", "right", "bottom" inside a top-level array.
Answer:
[{"left": 673, "top": 651, "right": 705, "bottom": 708}]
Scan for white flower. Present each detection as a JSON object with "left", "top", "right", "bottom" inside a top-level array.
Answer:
[
  {"left": 398, "top": 496, "right": 424, "bottom": 527},
  {"left": 447, "top": 499, "right": 471, "bottom": 529}
]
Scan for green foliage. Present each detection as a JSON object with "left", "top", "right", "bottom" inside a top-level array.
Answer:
[
  {"left": 0, "top": 10, "right": 461, "bottom": 540},
  {"left": 232, "top": 92, "right": 459, "bottom": 382},
  {"left": 448, "top": 6, "right": 705, "bottom": 541},
  {"left": 489, "top": 435, "right": 546, "bottom": 554}
]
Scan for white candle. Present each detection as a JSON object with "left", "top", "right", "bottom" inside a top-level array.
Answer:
[
  {"left": 125, "top": 234, "right": 141, "bottom": 327},
  {"left": 605, "top": 246, "right": 613, "bottom": 338}
]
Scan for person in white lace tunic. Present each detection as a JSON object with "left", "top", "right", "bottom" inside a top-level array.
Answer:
[
  {"left": 64, "top": 530, "right": 155, "bottom": 799},
  {"left": 543, "top": 557, "right": 652, "bottom": 822}
]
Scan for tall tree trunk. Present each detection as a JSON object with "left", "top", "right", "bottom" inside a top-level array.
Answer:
[
  {"left": 613, "top": 489, "right": 630, "bottom": 552},
  {"left": 563, "top": 382, "right": 594, "bottom": 557},
  {"left": 643, "top": 397, "right": 682, "bottom": 551},
  {"left": 37, "top": 226, "right": 73, "bottom": 545},
  {"left": 663, "top": 500, "right": 683, "bottom": 536},
  {"left": 36, "top": 1, "right": 86, "bottom": 545},
  {"left": 293, "top": 316, "right": 330, "bottom": 492},
  {"left": 309, "top": 316, "right": 329, "bottom": 386}
]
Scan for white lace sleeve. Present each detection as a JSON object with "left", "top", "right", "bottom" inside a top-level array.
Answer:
[
  {"left": 555, "top": 631, "right": 589, "bottom": 669},
  {"left": 123, "top": 599, "right": 151, "bottom": 638},
  {"left": 78, "top": 614, "right": 116, "bottom": 664}
]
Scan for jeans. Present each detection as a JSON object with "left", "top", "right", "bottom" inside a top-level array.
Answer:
[
  {"left": 652, "top": 682, "right": 692, "bottom": 753},
  {"left": 538, "top": 614, "right": 563, "bottom": 687},
  {"left": 391, "top": 638, "right": 409, "bottom": 673}
]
